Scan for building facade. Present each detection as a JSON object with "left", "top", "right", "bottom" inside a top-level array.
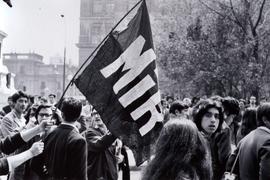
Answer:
[
  {"left": 77, "top": 0, "right": 154, "bottom": 67},
  {"left": 0, "top": 31, "right": 16, "bottom": 107},
  {"left": 3, "top": 52, "right": 78, "bottom": 99}
]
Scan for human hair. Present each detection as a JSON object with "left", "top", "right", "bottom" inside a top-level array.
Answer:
[
  {"left": 29, "top": 95, "right": 35, "bottom": 104},
  {"left": 240, "top": 108, "right": 257, "bottom": 136},
  {"left": 169, "top": 101, "right": 188, "bottom": 115},
  {"left": 257, "top": 103, "right": 270, "bottom": 127},
  {"left": 142, "top": 119, "right": 211, "bottom": 180},
  {"left": 60, "top": 97, "right": 82, "bottom": 122},
  {"left": 39, "top": 96, "right": 48, "bottom": 104},
  {"left": 166, "top": 96, "right": 174, "bottom": 102},
  {"left": 191, "top": 96, "right": 200, "bottom": 107},
  {"left": 193, "top": 99, "right": 224, "bottom": 133},
  {"left": 48, "top": 94, "right": 56, "bottom": 98},
  {"left": 35, "top": 104, "right": 53, "bottom": 120},
  {"left": 7, "top": 96, "right": 12, "bottom": 101},
  {"left": 24, "top": 104, "right": 39, "bottom": 124},
  {"left": 11, "top": 91, "right": 29, "bottom": 103},
  {"left": 221, "top": 97, "right": 240, "bottom": 116}
]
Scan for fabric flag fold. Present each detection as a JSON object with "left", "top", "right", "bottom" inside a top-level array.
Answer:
[{"left": 75, "top": 0, "right": 163, "bottom": 166}]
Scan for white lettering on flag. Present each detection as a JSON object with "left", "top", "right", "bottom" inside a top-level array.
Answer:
[
  {"left": 119, "top": 75, "right": 155, "bottom": 107},
  {"left": 100, "top": 35, "right": 162, "bottom": 136}
]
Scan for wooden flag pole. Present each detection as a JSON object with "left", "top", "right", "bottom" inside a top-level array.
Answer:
[{"left": 55, "top": 0, "right": 144, "bottom": 110}]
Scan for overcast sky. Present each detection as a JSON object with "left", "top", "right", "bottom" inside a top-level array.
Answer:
[{"left": 0, "top": 0, "right": 80, "bottom": 66}]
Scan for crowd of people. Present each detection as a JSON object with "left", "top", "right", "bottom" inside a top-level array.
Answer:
[
  {"left": 0, "top": 91, "right": 126, "bottom": 180},
  {"left": 0, "top": 90, "right": 269, "bottom": 180},
  {"left": 142, "top": 95, "right": 270, "bottom": 180}
]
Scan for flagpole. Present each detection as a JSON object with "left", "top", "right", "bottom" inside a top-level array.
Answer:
[{"left": 55, "top": 0, "right": 144, "bottom": 110}]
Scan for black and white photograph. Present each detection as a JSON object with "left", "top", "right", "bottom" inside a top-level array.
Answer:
[{"left": 1, "top": 0, "right": 270, "bottom": 179}]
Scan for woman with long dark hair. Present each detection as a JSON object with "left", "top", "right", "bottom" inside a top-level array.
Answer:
[
  {"left": 142, "top": 118, "right": 211, "bottom": 180},
  {"left": 236, "top": 108, "right": 257, "bottom": 144}
]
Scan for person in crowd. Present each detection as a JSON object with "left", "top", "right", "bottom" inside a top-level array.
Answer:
[
  {"left": 227, "top": 103, "right": 270, "bottom": 180},
  {"left": 236, "top": 108, "right": 257, "bottom": 144},
  {"left": 169, "top": 101, "right": 189, "bottom": 120},
  {"left": 38, "top": 97, "right": 48, "bottom": 106},
  {"left": 1, "top": 91, "right": 30, "bottom": 180},
  {"left": 24, "top": 104, "right": 39, "bottom": 125},
  {"left": 238, "top": 99, "right": 246, "bottom": 117},
  {"left": 31, "top": 97, "right": 87, "bottom": 180},
  {"left": 260, "top": 96, "right": 267, "bottom": 105},
  {"left": 193, "top": 99, "right": 231, "bottom": 180},
  {"left": 183, "top": 97, "right": 192, "bottom": 107},
  {"left": 191, "top": 96, "right": 200, "bottom": 107},
  {"left": 0, "top": 120, "right": 51, "bottom": 175},
  {"left": 75, "top": 115, "right": 87, "bottom": 134},
  {"left": 2, "top": 96, "right": 13, "bottom": 115},
  {"left": 26, "top": 95, "right": 35, "bottom": 112},
  {"left": 249, "top": 95, "right": 257, "bottom": 108},
  {"left": 81, "top": 100, "right": 92, "bottom": 118},
  {"left": 1, "top": 91, "right": 29, "bottom": 138},
  {"left": 48, "top": 94, "right": 56, "bottom": 106},
  {"left": 23, "top": 104, "right": 60, "bottom": 179},
  {"left": 142, "top": 118, "right": 211, "bottom": 180},
  {"left": 220, "top": 97, "right": 240, "bottom": 145},
  {"left": 166, "top": 96, "right": 174, "bottom": 107},
  {"left": 84, "top": 113, "right": 123, "bottom": 180},
  {"left": 161, "top": 99, "right": 170, "bottom": 123}
]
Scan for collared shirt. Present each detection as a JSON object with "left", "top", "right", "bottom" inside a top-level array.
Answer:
[
  {"left": 1, "top": 110, "right": 26, "bottom": 138},
  {"left": 61, "top": 122, "right": 79, "bottom": 133}
]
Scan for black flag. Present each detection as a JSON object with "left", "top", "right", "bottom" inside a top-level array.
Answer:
[{"left": 75, "top": 0, "right": 162, "bottom": 165}]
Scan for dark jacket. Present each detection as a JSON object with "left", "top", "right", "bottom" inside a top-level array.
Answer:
[
  {"left": 84, "top": 127, "right": 118, "bottom": 180},
  {"left": 31, "top": 124, "right": 88, "bottom": 180},
  {"left": 204, "top": 126, "right": 231, "bottom": 180},
  {"left": 2, "top": 105, "right": 11, "bottom": 115},
  {"left": 0, "top": 133, "right": 26, "bottom": 175},
  {"left": 228, "top": 127, "right": 270, "bottom": 180}
]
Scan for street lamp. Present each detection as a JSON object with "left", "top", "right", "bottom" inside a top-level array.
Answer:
[{"left": 61, "top": 14, "right": 66, "bottom": 93}]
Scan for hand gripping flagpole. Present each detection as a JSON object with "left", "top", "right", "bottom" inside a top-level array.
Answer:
[{"left": 54, "top": 0, "right": 144, "bottom": 111}]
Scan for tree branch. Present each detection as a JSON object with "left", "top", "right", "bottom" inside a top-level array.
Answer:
[
  {"left": 229, "top": 0, "right": 247, "bottom": 34},
  {"left": 254, "top": 0, "right": 266, "bottom": 30},
  {"left": 198, "top": 0, "right": 247, "bottom": 34}
]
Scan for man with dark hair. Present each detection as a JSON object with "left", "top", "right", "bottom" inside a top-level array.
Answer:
[
  {"left": 169, "top": 101, "right": 189, "bottom": 120},
  {"left": 1, "top": 91, "right": 29, "bottom": 137},
  {"left": 227, "top": 103, "right": 270, "bottom": 180},
  {"left": 31, "top": 97, "right": 87, "bottom": 180},
  {"left": 220, "top": 96, "right": 240, "bottom": 146},
  {"left": 221, "top": 97, "right": 240, "bottom": 126},
  {"left": 1, "top": 91, "right": 30, "bottom": 180}
]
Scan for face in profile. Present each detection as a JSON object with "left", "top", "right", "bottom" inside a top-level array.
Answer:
[{"left": 201, "top": 107, "right": 220, "bottom": 135}]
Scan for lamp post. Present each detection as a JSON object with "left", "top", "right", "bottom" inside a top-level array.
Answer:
[{"left": 61, "top": 14, "right": 66, "bottom": 93}]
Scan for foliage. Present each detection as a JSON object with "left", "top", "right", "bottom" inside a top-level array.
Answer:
[{"left": 152, "top": 0, "right": 270, "bottom": 100}]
